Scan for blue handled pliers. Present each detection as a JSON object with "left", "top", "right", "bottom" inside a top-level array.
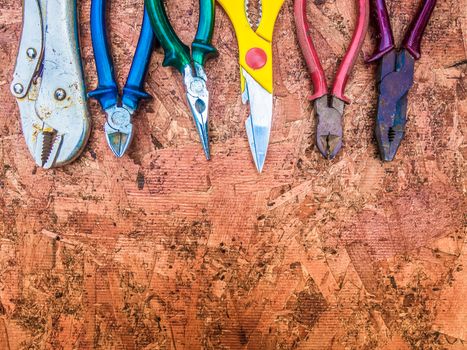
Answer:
[{"left": 89, "top": 1, "right": 157, "bottom": 157}]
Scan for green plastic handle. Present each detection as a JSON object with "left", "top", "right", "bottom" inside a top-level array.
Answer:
[
  {"left": 145, "top": 0, "right": 217, "bottom": 72},
  {"left": 145, "top": 0, "right": 191, "bottom": 72},
  {"left": 192, "top": 0, "right": 218, "bottom": 66}
]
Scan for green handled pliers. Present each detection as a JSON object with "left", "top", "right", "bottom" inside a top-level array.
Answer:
[{"left": 145, "top": 0, "right": 217, "bottom": 159}]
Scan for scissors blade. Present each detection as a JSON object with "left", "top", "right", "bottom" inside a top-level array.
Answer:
[{"left": 242, "top": 69, "right": 273, "bottom": 173}]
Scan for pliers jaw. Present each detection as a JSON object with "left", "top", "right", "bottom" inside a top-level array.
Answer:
[
  {"left": 375, "top": 118, "right": 405, "bottom": 162},
  {"left": 314, "top": 95, "right": 345, "bottom": 160},
  {"left": 104, "top": 106, "right": 134, "bottom": 158},
  {"left": 182, "top": 64, "right": 211, "bottom": 160},
  {"left": 375, "top": 49, "right": 414, "bottom": 161}
]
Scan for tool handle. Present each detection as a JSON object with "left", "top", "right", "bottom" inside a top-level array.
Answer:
[
  {"left": 192, "top": 0, "right": 217, "bottom": 66},
  {"left": 332, "top": 0, "right": 369, "bottom": 103},
  {"left": 145, "top": 0, "right": 191, "bottom": 72},
  {"left": 122, "top": 9, "right": 156, "bottom": 110},
  {"left": 367, "top": 0, "right": 394, "bottom": 62},
  {"left": 294, "top": 0, "right": 327, "bottom": 100},
  {"left": 402, "top": 0, "right": 436, "bottom": 60},
  {"left": 88, "top": 0, "right": 119, "bottom": 110}
]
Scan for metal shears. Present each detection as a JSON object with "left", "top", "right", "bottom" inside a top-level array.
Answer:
[
  {"left": 216, "top": 0, "right": 285, "bottom": 172},
  {"left": 11, "top": 0, "right": 90, "bottom": 168},
  {"left": 89, "top": 1, "right": 157, "bottom": 157},
  {"left": 368, "top": 0, "right": 436, "bottom": 161},
  {"left": 294, "top": 0, "right": 369, "bottom": 159},
  {"left": 145, "top": 0, "right": 217, "bottom": 159}
]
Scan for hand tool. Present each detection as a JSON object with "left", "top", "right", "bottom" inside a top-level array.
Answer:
[
  {"left": 294, "top": 0, "right": 369, "bottom": 159},
  {"left": 368, "top": 0, "right": 436, "bottom": 161},
  {"left": 11, "top": 0, "right": 90, "bottom": 169},
  {"left": 216, "top": 0, "right": 285, "bottom": 172},
  {"left": 89, "top": 1, "right": 157, "bottom": 157},
  {"left": 145, "top": 0, "right": 217, "bottom": 160}
]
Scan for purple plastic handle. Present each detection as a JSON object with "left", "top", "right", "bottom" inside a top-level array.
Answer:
[
  {"left": 368, "top": 0, "right": 437, "bottom": 62},
  {"left": 368, "top": 0, "right": 394, "bottom": 62},
  {"left": 402, "top": 0, "right": 437, "bottom": 60}
]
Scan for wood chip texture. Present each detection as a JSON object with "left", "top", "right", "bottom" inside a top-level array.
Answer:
[{"left": 0, "top": 0, "right": 466, "bottom": 349}]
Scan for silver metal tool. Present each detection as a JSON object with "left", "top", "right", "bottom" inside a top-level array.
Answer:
[{"left": 11, "top": 0, "right": 90, "bottom": 168}]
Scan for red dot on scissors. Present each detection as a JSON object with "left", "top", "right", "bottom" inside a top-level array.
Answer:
[{"left": 245, "top": 48, "right": 267, "bottom": 69}]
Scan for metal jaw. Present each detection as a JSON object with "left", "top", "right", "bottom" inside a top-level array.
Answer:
[
  {"left": 182, "top": 63, "right": 211, "bottom": 160},
  {"left": 314, "top": 95, "right": 345, "bottom": 160},
  {"left": 242, "top": 69, "right": 273, "bottom": 173},
  {"left": 375, "top": 49, "right": 415, "bottom": 161},
  {"left": 11, "top": 0, "right": 90, "bottom": 169},
  {"left": 104, "top": 106, "right": 134, "bottom": 157}
]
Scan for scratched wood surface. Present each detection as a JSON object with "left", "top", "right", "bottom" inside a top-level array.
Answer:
[{"left": 0, "top": 0, "right": 466, "bottom": 349}]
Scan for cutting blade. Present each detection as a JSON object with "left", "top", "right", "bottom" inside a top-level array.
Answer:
[
  {"left": 314, "top": 95, "right": 345, "bottom": 159},
  {"left": 104, "top": 106, "right": 134, "bottom": 157},
  {"left": 242, "top": 68, "right": 273, "bottom": 173}
]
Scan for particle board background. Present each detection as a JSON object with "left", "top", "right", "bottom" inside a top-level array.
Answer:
[{"left": 0, "top": 0, "right": 466, "bottom": 349}]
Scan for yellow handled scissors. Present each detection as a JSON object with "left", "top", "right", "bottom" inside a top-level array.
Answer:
[{"left": 217, "top": 0, "right": 285, "bottom": 172}]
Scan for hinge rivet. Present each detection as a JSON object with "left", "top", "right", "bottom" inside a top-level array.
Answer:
[
  {"left": 13, "top": 83, "right": 24, "bottom": 95},
  {"left": 26, "top": 48, "right": 37, "bottom": 59},
  {"left": 54, "top": 88, "right": 66, "bottom": 101}
]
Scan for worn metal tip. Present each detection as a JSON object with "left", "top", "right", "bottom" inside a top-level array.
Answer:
[
  {"left": 375, "top": 123, "right": 405, "bottom": 162},
  {"left": 194, "top": 118, "right": 210, "bottom": 160},
  {"left": 318, "top": 133, "right": 342, "bottom": 160}
]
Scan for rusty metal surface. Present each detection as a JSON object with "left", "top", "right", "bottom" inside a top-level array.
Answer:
[{"left": 0, "top": 0, "right": 466, "bottom": 349}]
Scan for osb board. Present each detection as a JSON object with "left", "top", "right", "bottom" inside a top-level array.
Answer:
[{"left": 0, "top": 0, "right": 466, "bottom": 348}]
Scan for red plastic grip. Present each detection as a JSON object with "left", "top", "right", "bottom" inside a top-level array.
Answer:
[
  {"left": 332, "top": 0, "right": 369, "bottom": 103},
  {"left": 294, "top": 0, "right": 327, "bottom": 101}
]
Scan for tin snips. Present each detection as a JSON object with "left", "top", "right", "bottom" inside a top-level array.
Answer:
[{"left": 11, "top": 0, "right": 90, "bottom": 169}]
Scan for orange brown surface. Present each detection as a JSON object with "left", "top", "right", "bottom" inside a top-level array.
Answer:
[{"left": 0, "top": 0, "right": 466, "bottom": 349}]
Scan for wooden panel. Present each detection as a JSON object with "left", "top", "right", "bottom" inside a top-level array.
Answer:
[{"left": 0, "top": 0, "right": 465, "bottom": 348}]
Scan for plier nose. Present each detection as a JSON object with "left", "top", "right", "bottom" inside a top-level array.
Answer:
[
  {"left": 315, "top": 95, "right": 345, "bottom": 160},
  {"left": 184, "top": 65, "right": 211, "bottom": 159},
  {"left": 104, "top": 106, "right": 134, "bottom": 157},
  {"left": 375, "top": 120, "right": 405, "bottom": 162}
]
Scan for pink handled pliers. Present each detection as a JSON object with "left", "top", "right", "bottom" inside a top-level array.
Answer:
[{"left": 294, "top": 0, "right": 369, "bottom": 159}]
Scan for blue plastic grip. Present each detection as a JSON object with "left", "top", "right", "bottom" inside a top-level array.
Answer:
[
  {"left": 89, "top": 0, "right": 155, "bottom": 111},
  {"left": 122, "top": 9, "right": 156, "bottom": 110},
  {"left": 89, "top": 0, "right": 118, "bottom": 110}
]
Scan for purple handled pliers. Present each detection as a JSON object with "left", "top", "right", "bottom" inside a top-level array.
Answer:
[{"left": 368, "top": 0, "right": 436, "bottom": 161}]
